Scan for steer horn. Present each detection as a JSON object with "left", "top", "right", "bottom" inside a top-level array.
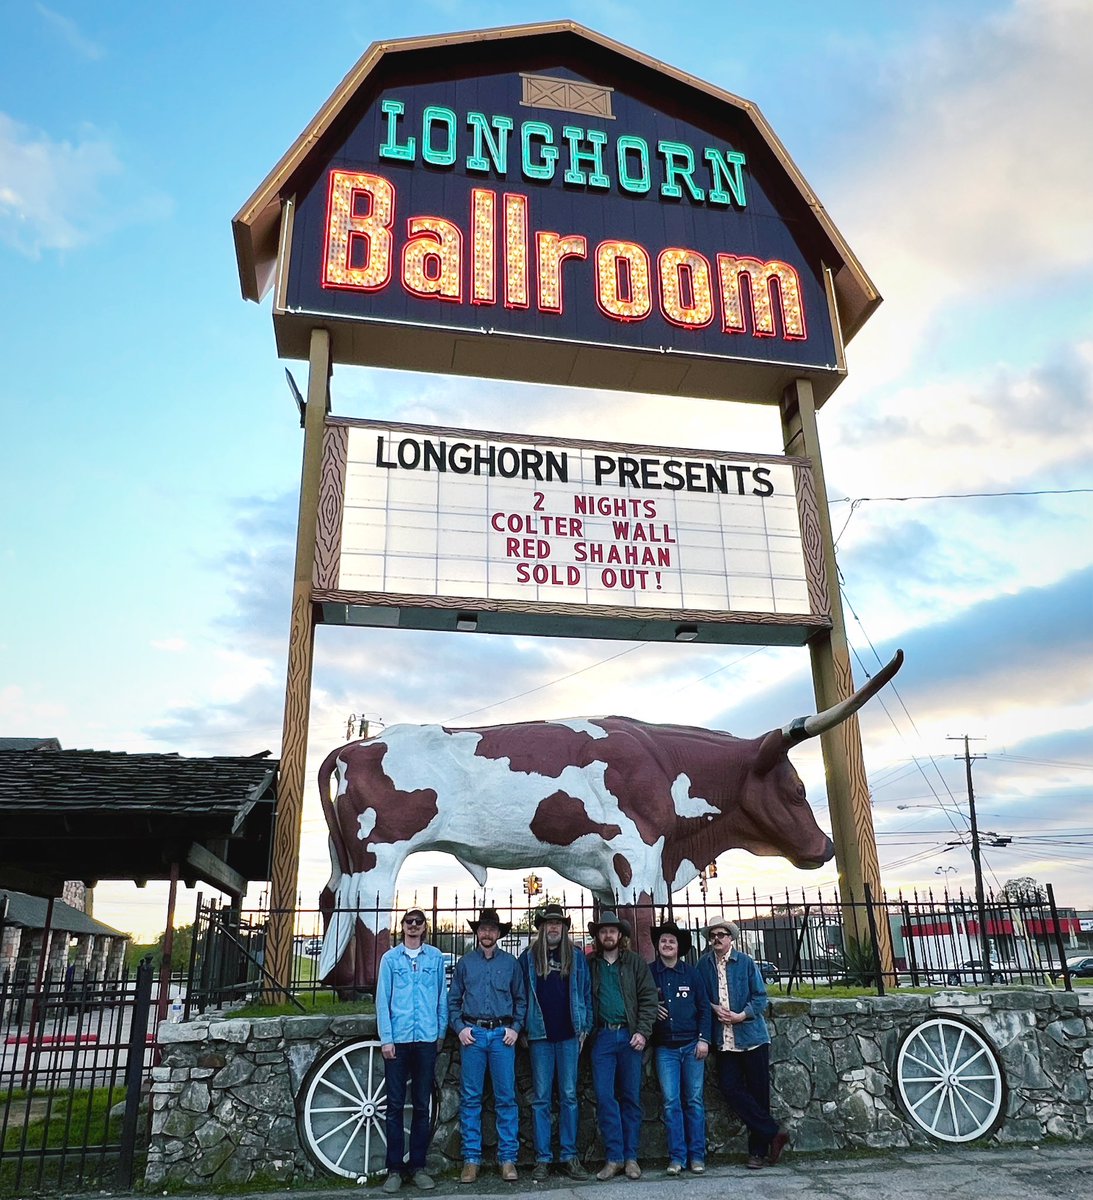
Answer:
[
  {"left": 755, "top": 650, "right": 904, "bottom": 775},
  {"left": 788, "top": 649, "right": 904, "bottom": 743}
]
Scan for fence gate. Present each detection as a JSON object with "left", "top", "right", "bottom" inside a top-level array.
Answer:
[{"left": 0, "top": 960, "right": 154, "bottom": 1191}]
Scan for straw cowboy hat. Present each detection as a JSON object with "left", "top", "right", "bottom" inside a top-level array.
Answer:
[
  {"left": 650, "top": 919, "right": 693, "bottom": 959},
  {"left": 467, "top": 907, "right": 512, "bottom": 936},
  {"left": 588, "top": 910, "right": 632, "bottom": 938},
  {"left": 533, "top": 902, "right": 572, "bottom": 928},
  {"left": 701, "top": 914, "right": 739, "bottom": 938}
]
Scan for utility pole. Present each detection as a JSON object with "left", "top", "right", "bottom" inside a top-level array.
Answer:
[{"left": 949, "top": 735, "right": 991, "bottom": 978}]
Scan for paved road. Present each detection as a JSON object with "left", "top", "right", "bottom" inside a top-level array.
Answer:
[{"left": 99, "top": 1145, "right": 1093, "bottom": 1200}]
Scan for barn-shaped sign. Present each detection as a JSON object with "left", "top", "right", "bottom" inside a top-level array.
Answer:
[{"left": 233, "top": 21, "right": 878, "bottom": 405}]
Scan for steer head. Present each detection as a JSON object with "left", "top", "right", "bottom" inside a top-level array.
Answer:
[{"left": 736, "top": 650, "right": 904, "bottom": 869}]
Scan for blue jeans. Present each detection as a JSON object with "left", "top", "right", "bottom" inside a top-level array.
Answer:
[
  {"left": 383, "top": 1041, "right": 437, "bottom": 1173},
  {"left": 715, "top": 1044, "right": 778, "bottom": 1157},
  {"left": 459, "top": 1026, "right": 519, "bottom": 1163},
  {"left": 528, "top": 1037, "right": 580, "bottom": 1162},
  {"left": 654, "top": 1042, "right": 707, "bottom": 1166},
  {"left": 590, "top": 1027, "right": 643, "bottom": 1161}
]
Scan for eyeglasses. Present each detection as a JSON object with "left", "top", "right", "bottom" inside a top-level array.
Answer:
[
  {"left": 710, "top": 931, "right": 731, "bottom": 940},
  {"left": 403, "top": 917, "right": 425, "bottom": 926}
]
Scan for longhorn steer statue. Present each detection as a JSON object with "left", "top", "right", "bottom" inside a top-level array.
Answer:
[{"left": 317, "top": 650, "right": 903, "bottom": 990}]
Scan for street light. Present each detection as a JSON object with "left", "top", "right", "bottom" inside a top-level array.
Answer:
[{"left": 935, "top": 865, "right": 957, "bottom": 886}]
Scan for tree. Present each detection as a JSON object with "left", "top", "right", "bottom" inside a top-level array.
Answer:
[
  {"left": 999, "top": 877, "right": 1046, "bottom": 903},
  {"left": 513, "top": 895, "right": 563, "bottom": 933},
  {"left": 125, "top": 923, "right": 194, "bottom": 971}
]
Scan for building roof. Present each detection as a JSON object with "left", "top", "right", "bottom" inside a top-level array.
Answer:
[
  {"left": 0, "top": 749, "right": 278, "bottom": 898},
  {"left": 0, "top": 889, "right": 127, "bottom": 939},
  {"left": 0, "top": 737, "right": 61, "bottom": 751}
]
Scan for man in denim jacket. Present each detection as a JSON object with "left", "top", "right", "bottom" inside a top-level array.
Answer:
[
  {"left": 649, "top": 919, "right": 712, "bottom": 1175},
  {"left": 696, "top": 916, "right": 789, "bottom": 1170},
  {"left": 517, "top": 903, "right": 593, "bottom": 1181},
  {"left": 376, "top": 908, "right": 448, "bottom": 1192}
]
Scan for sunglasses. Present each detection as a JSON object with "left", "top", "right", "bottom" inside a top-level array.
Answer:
[
  {"left": 710, "top": 931, "right": 732, "bottom": 940},
  {"left": 403, "top": 917, "right": 426, "bottom": 926}
]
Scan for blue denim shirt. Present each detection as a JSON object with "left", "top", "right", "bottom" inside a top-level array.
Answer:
[
  {"left": 448, "top": 947, "right": 528, "bottom": 1034},
  {"left": 517, "top": 945, "right": 593, "bottom": 1040},
  {"left": 375, "top": 942, "right": 448, "bottom": 1044},
  {"left": 650, "top": 958, "right": 713, "bottom": 1047},
  {"left": 696, "top": 949, "right": 771, "bottom": 1050}
]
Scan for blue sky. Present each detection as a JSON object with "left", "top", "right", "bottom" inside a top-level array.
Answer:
[{"left": 2, "top": 1, "right": 1090, "bottom": 940}]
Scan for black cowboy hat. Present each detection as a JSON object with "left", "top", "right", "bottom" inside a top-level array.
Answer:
[
  {"left": 588, "top": 909, "right": 631, "bottom": 939},
  {"left": 533, "top": 902, "right": 572, "bottom": 929},
  {"left": 467, "top": 907, "right": 512, "bottom": 937},
  {"left": 650, "top": 919, "right": 693, "bottom": 959}
]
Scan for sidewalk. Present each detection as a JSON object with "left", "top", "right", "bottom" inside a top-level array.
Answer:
[{"left": 125, "top": 1145, "right": 1092, "bottom": 1200}]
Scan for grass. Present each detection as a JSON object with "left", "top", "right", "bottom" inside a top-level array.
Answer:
[
  {"left": 2, "top": 1085, "right": 124, "bottom": 1153},
  {"left": 231, "top": 990, "right": 375, "bottom": 1019},
  {"left": 0, "top": 1086, "right": 133, "bottom": 1196}
]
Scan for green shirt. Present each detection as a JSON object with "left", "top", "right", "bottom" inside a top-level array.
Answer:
[{"left": 596, "top": 958, "right": 626, "bottom": 1023}]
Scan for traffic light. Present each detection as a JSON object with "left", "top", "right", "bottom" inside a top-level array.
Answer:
[
  {"left": 523, "top": 873, "right": 542, "bottom": 896},
  {"left": 706, "top": 861, "right": 718, "bottom": 879}
]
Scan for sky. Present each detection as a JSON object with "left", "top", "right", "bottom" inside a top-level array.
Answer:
[{"left": 1, "top": 0, "right": 1090, "bottom": 941}]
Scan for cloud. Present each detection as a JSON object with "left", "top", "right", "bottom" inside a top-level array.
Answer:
[
  {"left": 35, "top": 3, "right": 104, "bottom": 60},
  {"left": 827, "top": 0, "right": 1093, "bottom": 377},
  {"left": 151, "top": 637, "right": 188, "bottom": 653},
  {"left": 834, "top": 340, "right": 1093, "bottom": 490},
  {"left": 0, "top": 113, "right": 122, "bottom": 255}
]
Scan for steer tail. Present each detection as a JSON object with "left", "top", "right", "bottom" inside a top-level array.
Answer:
[{"left": 318, "top": 747, "right": 351, "bottom": 876}]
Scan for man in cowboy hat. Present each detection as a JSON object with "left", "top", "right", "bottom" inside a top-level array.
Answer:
[
  {"left": 696, "top": 917, "right": 788, "bottom": 1170},
  {"left": 448, "top": 908, "right": 527, "bottom": 1184},
  {"left": 648, "top": 919, "right": 713, "bottom": 1176},
  {"left": 376, "top": 908, "right": 447, "bottom": 1193},
  {"left": 517, "top": 903, "right": 593, "bottom": 1181},
  {"left": 587, "top": 910, "right": 658, "bottom": 1181}
]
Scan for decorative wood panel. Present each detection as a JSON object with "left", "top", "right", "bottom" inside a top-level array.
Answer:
[
  {"left": 314, "top": 424, "right": 348, "bottom": 589},
  {"left": 794, "top": 463, "right": 830, "bottom": 616},
  {"left": 520, "top": 72, "right": 615, "bottom": 119}
]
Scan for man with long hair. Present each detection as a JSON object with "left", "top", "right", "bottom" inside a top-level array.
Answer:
[
  {"left": 517, "top": 903, "right": 593, "bottom": 1181},
  {"left": 587, "top": 910, "right": 658, "bottom": 1180},
  {"left": 376, "top": 908, "right": 447, "bottom": 1193}
]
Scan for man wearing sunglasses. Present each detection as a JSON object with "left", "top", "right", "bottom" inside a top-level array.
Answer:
[
  {"left": 377, "top": 909, "right": 447, "bottom": 1193},
  {"left": 697, "top": 917, "right": 789, "bottom": 1171}
]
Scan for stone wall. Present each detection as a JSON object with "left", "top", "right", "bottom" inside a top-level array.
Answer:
[{"left": 145, "top": 989, "right": 1093, "bottom": 1190}]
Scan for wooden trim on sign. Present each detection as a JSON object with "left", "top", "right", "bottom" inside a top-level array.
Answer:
[
  {"left": 314, "top": 424, "right": 348, "bottom": 589},
  {"left": 793, "top": 462, "right": 830, "bottom": 616}
]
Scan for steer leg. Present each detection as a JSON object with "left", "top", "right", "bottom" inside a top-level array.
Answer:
[{"left": 319, "top": 869, "right": 397, "bottom": 997}]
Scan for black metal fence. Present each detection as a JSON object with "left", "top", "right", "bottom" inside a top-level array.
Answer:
[
  {"left": 0, "top": 960, "right": 155, "bottom": 1192},
  {"left": 187, "top": 882, "right": 1086, "bottom": 1010}
]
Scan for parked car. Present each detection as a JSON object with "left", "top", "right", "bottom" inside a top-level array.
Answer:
[
  {"left": 941, "top": 959, "right": 1001, "bottom": 985},
  {"left": 755, "top": 960, "right": 781, "bottom": 984},
  {"left": 1065, "top": 955, "right": 1093, "bottom": 979}
]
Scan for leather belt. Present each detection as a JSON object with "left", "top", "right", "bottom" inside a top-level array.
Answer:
[{"left": 465, "top": 1016, "right": 513, "bottom": 1029}]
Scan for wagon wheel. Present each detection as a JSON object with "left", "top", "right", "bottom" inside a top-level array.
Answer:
[
  {"left": 894, "top": 1016, "right": 1006, "bottom": 1143},
  {"left": 297, "top": 1038, "right": 437, "bottom": 1179}
]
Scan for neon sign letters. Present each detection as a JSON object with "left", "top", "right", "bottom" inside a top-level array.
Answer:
[{"left": 323, "top": 169, "right": 806, "bottom": 340}]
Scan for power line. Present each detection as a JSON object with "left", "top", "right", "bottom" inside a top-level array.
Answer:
[{"left": 831, "top": 488, "right": 1093, "bottom": 504}]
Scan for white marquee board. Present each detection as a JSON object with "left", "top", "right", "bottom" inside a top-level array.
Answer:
[{"left": 313, "top": 418, "right": 831, "bottom": 645}]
